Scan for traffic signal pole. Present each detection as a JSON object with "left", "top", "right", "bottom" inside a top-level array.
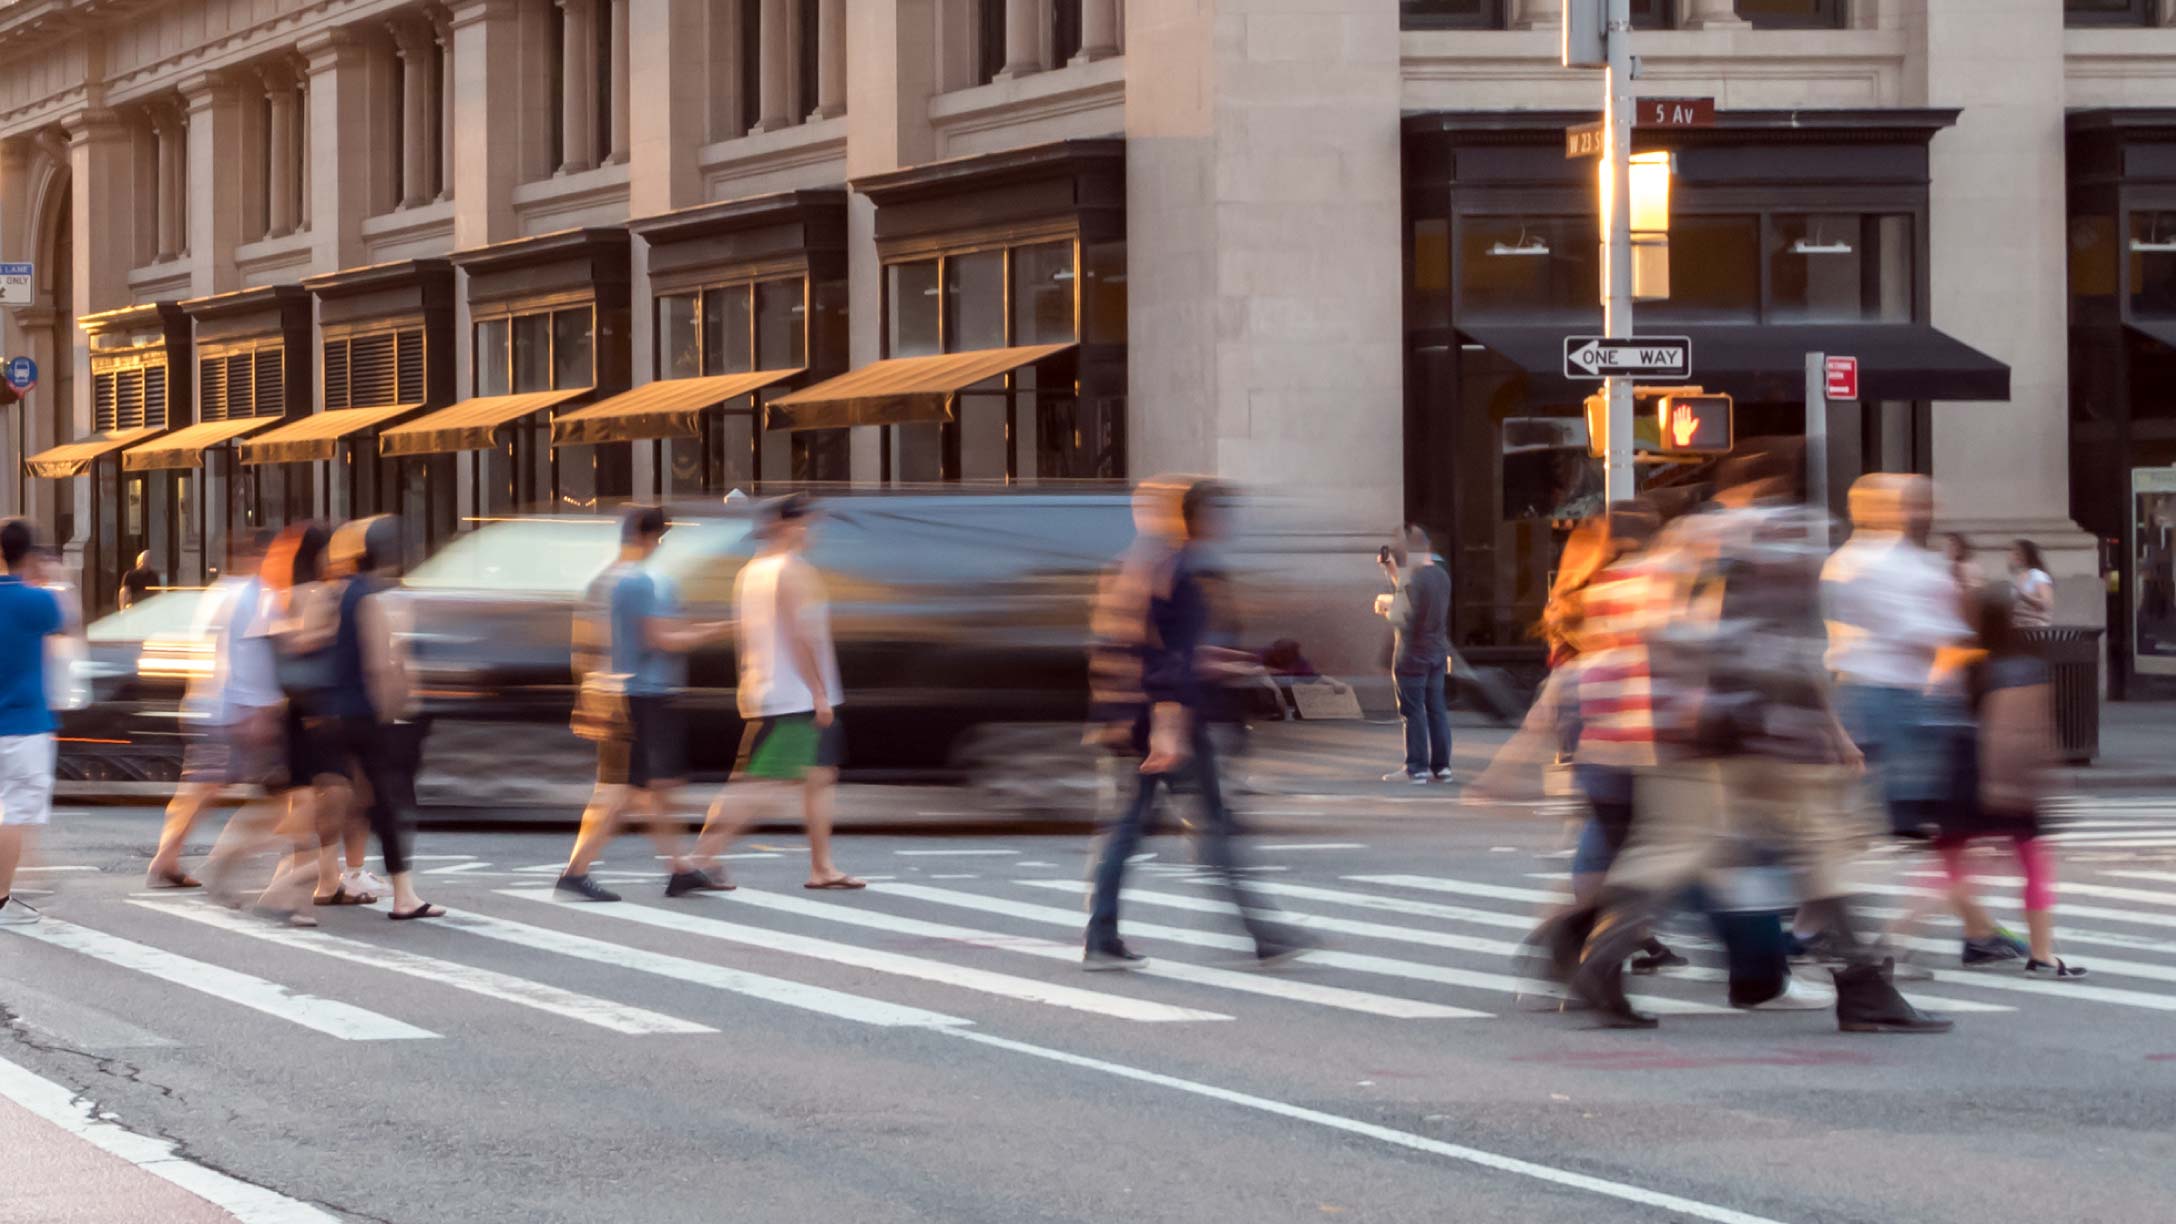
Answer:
[{"left": 1602, "top": 0, "right": 1635, "bottom": 505}]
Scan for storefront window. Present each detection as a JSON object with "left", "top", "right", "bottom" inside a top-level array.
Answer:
[
  {"left": 553, "top": 308, "right": 594, "bottom": 388},
  {"left": 1013, "top": 241, "right": 1077, "bottom": 345},
  {"left": 1768, "top": 214, "right": 1912, "bottom": 323},
  {"left": 1457, "top": 217, "right": 1600, "bottom": 320},
  {"left": 511, "top": 314, "right": 551, "bottom": 393},
  {"left": 475, "top": 318, "right": 511, "bottom": 395},
  {"left": 888, "top": 260, "right": 941, "bottom": 357},
  {"left": 658, "top": 294, "right": 700, "bottom": 379},
  {"left": 704, "top": 286, "right": 755, "bottom": 374},
  {"left": 483, "top": 306, "right": 595, "bottom": 394},
  {"left": 1734, "top": 0, "right": 1846, "bottom": 27},
  {"left": 2131, "top": 212, "right": 2176, "bottom": 316},
  {"left": 1399, "top": 0, "right": 1498, "bottom": 28},
  {"left": 2067, "top": 0, "right": 2154, "bottom": 26},
  {"left": 755, "top": 279, "right": 807, "bottom": 369},
  {"left": 946, "top": 249, "right": 1006, "bottom": 351},
  {"left": 1651, "top": 214, "right": 1759, "bottom": 321},
  {"left": 1082, "top": 240, "right": 1126, "bottom": 345}
]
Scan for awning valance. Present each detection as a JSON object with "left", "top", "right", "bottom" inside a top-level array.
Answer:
[
  {"left": 1451, "top": 323, "right": 2010, "bottom": 405},
  {"left": 765, "top": 343, "right": 1075, "bottom": 431},
  {"left": 380, "top": 389, "right": 590, "bottom": 457},
  {"left": 550, "top": 369, "right": 803, "bottom": 447},
  {"left": 26, "top": 428, "right": 162, "bottom": 479},
  {"left": 122, "top": 417, "right": 280, "bottom": 471},
  {"left": 239, "top": 404, "right": 424, "bottom": 465}
]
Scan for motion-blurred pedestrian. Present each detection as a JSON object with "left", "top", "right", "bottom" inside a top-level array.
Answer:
[
  {"left": 1376, "top": 525, "right": 1452, "bottom": 784},
  {"left": 2009, "top": 538, "right": 2055, "bottom": 629},
  {"left": 120, "top": 549, "right": 160, "bottom": 610},
  {"left": 0, "top": 521, "right": 76, "bottom": 927},
  {"left": 246, "top": 522, "right": 343, "bottom": 926}
]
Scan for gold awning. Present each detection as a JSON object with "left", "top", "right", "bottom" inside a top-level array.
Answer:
[
  {"left": 550, "top": 369, "right": 803, "bottom": 447},
  {"left": 764, "top": 343, "right": 1076, "bottom": 431},
  {"left": 380, "top": 388, "right": 590, "bottom": 457},
  {"left": 122, "top": 417, "right": 280, "bottom": 471},
  {"left": 239, "top": 404, "right": 423, "bottom": 465},
  {"left": 26, "top": 428, "right": 163, "bottom": 479}
]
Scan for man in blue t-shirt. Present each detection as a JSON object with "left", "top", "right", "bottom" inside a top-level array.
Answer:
[{"left": 0, "top": 520, "right": 75, "bottom": 927}]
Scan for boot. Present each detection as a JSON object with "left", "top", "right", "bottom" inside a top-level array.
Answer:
[
  {"left": 1832, "top": 957, "right": 1953, "bottom": 1034},
  {"left": 1523, "top": 904, "right": 1597, "bottom": 985},
  {"left": 1570, "top": 902, "right": 1659, "bottom": 1029}
]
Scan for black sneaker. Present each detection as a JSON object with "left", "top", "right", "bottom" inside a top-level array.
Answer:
[
  {"left": 666, "top": 869, "right": 732, "bottom": 898},
  {"left": 1083, "top": 942, "right": 1149, "bottom": 971},
  {"left": 1629, "top": 941, "right": 1689, "bottom": 975},
  {"left": 554, "top": 872, "right": 621, "bottom": 903},
  {"left": 1962, "top": 935, "right": 2026, "bottom": 966},
  {"left": 2025, "top": 957, "right": 2087, "bottom": 979}
]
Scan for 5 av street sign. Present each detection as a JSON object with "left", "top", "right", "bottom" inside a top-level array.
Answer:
[{"left": 1563, "top": 335, "right": 1692, "bottom": 380}]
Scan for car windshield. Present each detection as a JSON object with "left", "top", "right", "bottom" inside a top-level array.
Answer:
[
  {"left": 404, "top": 519, "right": 621, "bottom": 594},
  {"left": 88, "top": 589, "right": 209, "bottom": 643}
]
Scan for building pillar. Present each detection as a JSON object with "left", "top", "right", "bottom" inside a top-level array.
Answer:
[
  {"left": 751, "top": 0, "right": 793, "bottom": 133},
  {"left": 262, "top": 65, "right": 298, "bottom": 238},
  {"left": 153, "top": 107, "right": 182, "bottom": 261},
  {"left": 434, "top": 12, "right": 456, "bottom": 199},
  {"left": 1075, "top": 0, "right": 1120, "bottom": 61},
  {"left": 129, "top": 114, "right": 156, "bottom": 267},
  {"left": 65, "top": 110, "right": 132, "bottom": 580},
  {"left": 181, "top": 72, "right": 249, "bottom": 296},
  {"left": 1124, "top": 0, "right": 1405, "bottom": 682},
  {"left": 392, "top": 19, "right": 435, "bottom": 207},
  {"left": 607, "top": 0, "right": 631, "bottom": 162},
  {"left": 449, "top": 0, "right": 525, "bottom": 248},
  {"left": 294, "top": 64, "right": 311, "bottom": 232},
  {"left": 1509, "top": 0, "right": 1560, "bottom": 29},
  {"left": 557, "top": 0, "right": 598, "bottom": 172},
  {"left": 996, "top": 0, "right": 1040, "bottom": 79},
  {"left": 626, "top": 0, "right": 709, "bottom": 216},
  {"left": 812, "top": 0, "right": 846, "bottom": 119},
  {"left": 302, "top": 31, "right": 375, "bottom": 271},
  {"left": 1681, "top": 0, "right": 1748, "bottom": 28}
]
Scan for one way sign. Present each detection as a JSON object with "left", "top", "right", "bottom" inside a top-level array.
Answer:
[{"left": 1562, "top": 335, "right": 1692, "bottom": 380}]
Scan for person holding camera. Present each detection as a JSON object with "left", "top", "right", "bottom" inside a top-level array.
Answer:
[{"left": 1376, "top": 526, "right": 1453, "bottom": 784}]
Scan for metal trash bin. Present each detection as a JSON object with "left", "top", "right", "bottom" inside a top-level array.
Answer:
[{"left": 2021, "top": 627, "right": 2103, "bottom": 765}]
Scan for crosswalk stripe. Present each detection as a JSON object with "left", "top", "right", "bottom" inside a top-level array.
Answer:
[
  {"left": 134, "top": 900, "right": 716, "bottom": 1036},
  {"left": 713, "top": 886, "right": 1485, "bottom": 1020},
  {"left": 496, "top": 890, "right": 1228, "bottom": 1023},
  {"left": 1652, "top": 963, "right": 2011, "bottom": 1013},
  {"left": 2109, "top": 870, "right": 2176, "bottom": 887},
  {"left": 1347, "top": 875, "right": 1563, "bottom": 906},
  {"left": 1863, "top": 904, "right": 2176, "bottom": 958},
  {"left": 1901, "top": 871, "right": 2176, "bottom": 910},
  {"left": 1013, "top": 880, "right": 1732, "bottom": 1016},
  {"left": 1850, "top": 881, "right": 2176, "bottom": 931},
  {"left": 432, "top": 908, "right": 966, "bottom": 1028},
  {"left": 1184, "top": 878, "right": 1540, "bottom": 933},
  {"left": 2, "top": 917, "right": 435, "bottom": 1041},
  {"left": 2045, "top": 837, "right": 2176, "bottom": 849}
]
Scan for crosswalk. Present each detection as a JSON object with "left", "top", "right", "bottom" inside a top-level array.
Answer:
[
  {"left": 13, "top": 860, "right": 2176, "bottom": 1049},
  {"left": 2042, "top": 796, "right": 2176, "bottom": 850}
]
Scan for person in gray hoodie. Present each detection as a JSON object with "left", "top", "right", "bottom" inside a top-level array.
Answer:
[{"left": 1377, "top": 526, "right": 1452, "bottom": 783}]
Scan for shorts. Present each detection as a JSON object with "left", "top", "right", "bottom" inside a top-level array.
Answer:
[
  {"left": 598, "top": 695, "right": 685, "bottom": 790},
  {"left": 182, "top": 708, "right": 282, "bottom": 787},
  {"left": 283, "top": 706, "right": 344, "bottom": 790},
  {"left": 732, "top": 713, "right": 842, "bottom": 782},
  {"left": 0, "top": 733, "right": 56, "bottom": 827}
]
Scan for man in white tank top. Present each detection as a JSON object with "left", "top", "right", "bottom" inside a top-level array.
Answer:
[{"left": 690, "top": 494, "right": 862, "bottom": 889}]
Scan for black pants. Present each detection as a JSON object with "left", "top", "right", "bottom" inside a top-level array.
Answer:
[{"left": 330, "top": 716, "right": 413, "bottom": 877}]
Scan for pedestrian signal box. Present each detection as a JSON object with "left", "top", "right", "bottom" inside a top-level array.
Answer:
[{"left": 1583, "top": 386, "right": 1734, "bottom": 459}]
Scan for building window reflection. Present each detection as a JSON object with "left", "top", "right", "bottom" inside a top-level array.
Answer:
[
  {"left": 1769, "top": 214, "right": 1913, "bottom": 322},
  {"left": 652, "top": 274, "right": 842, "bottom": 487}
]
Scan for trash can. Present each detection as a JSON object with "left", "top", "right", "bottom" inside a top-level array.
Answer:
[{"left": 2021, "top": 627, "right": 2103, "bottom": 765}]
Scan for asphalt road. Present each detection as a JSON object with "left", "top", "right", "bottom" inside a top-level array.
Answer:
[{"left": 6, "top": 772, "right": 2176, "bottom": 1224}]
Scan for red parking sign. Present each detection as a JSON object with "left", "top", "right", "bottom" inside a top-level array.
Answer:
[{"left": 1824, "top": 355, "right": 1859, "bottom": 401}]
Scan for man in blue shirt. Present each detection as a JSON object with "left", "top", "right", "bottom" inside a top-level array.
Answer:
[{"left": 0, "top": 520, "right": 73, "bottom": 927}]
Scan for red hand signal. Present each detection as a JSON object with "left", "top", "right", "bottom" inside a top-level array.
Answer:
[{"left": 1671, "top": 402, "right": 1698, "bottom": 447}]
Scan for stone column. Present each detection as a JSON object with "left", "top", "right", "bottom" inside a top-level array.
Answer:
[
  {"left": 391, "top": 19, "right": 435, "bottom": 206},
  {"left": 1681, "top": 0, "right": 1748, "bottom": 29},
  {"left": 626, "top": 0, "right": 709, "bottom": 216},
  {"left": 752, "top": 0, "right": 792, "bottom": 133},
  {"left": 996, "top": 0, "right": 1040, "bottom": 79},
  {"left": 557, "top": 0, "right": 597, "bottom": 172},
  {"left": 1509, "top": 0, "right": 1560, "bottom": 29},
  {"left": 181, "top": 72, "right": 249, "bottom": 296},
  {"left": 293, "top": 62, "right": 311, "bottom": 232},
  {"left": 434, "top": 12, "right": 455, "bottom": 198},
  {"left": 607, "top": 0, "right": 631, "bottom": 162},
  {"left": 301, "top": 30, "right": 375, "bottom": 271},
  {"left": 1075, "top": 0, "right": 1120, "bottom": 61},
  {"left": 449, "top": 0, "right": 525, "bottom": 248},
  {"left": 65, "top": 110, "right": 133, "bottom": 584},
  {"left": 130, "top": 114, "right": 157, "bottom": 267},
  {"left": 153, "top": 107, "right": 182, "bottom": 261},
  {"left": 262, "top": 65, "right": 298, "bottom": 238},
  {"left": 811, "top": 0, "right": 846, "bottom": 119}
]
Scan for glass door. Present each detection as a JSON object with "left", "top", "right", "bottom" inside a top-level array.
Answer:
[{"left": 2131, "top": 467, "right": 2176, "bottom": 676}]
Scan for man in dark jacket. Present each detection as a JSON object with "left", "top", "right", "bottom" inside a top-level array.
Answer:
[
  {"left": 1082, "top": 478, "right": 1305, "bottom": 970},
  {"left": 1378, "top": 526, "right": 1452, "bottom": 783}
]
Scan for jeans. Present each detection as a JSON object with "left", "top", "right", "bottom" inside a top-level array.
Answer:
[
  {"left": 1394, "top": 673, "right": 1451, "bottom": 777},
  {"left": 1086, "top": 721, "right": 1293, "bottom": 955}
]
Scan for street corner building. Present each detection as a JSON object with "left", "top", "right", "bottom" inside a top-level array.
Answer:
[{"left": 0, "top": 0, "right": 2164, "bottom": 685}]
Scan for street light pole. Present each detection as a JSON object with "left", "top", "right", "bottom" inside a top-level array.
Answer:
[{"left": 1602, "top": 0, "right": 1635, "bottom": 505}]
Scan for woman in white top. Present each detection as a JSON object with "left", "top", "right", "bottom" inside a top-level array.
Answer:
[{"left": 2009, "top": 538, "right": 2055, "bottom": 629}]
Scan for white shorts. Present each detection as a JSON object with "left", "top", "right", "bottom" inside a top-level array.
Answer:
[{"left": 0, "top": 733, "right": 57, "bottom": 827}]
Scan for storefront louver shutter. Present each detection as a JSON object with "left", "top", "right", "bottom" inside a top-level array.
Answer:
[
  {"left": 254, "top": 346, "right": 284, "bottom": 417},
  {"left": 199, "top": 359, "right": 227, "bottom": 423},
  {"left": 224, "top": 353, "right": 252, "bottom": 422},
  {"left": 93, "top": 370, "right": 118, "bottom": 431},
  {"left": 323, "top": 338, "right": 350, "bottom": 410},
  {"left": 114, "top": 367, "right": 146, "bottom": 430},
  {"left": 142, "top": 363, "right": 168, "bottom": 428},
  {"left": 395, "top": 329, "right": 425, "bottom": 405},
  {"left": 349, "top": 332, "right": 397, "bottom": 407}
]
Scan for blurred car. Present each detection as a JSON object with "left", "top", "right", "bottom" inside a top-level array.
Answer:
[
  {"left": 393, "top": 491, "right": 1146, "bottom": 805},
  {"left": 56, "top": 588, "right": 209, "bottom": 787}
]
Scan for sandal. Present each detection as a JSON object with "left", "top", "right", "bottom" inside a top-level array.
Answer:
[
  {"left": 804, "top": 875, "right": 867, "bottom": 891},
  {"left": 144, "top": 870, "right": 202, "bottom": 890},
  {"left": 252, "top": 905, "right": 320, "bottom": 929},
  {"left": 312, "top": 888, "right": 373, "bottom": 907},
  {"left": 2025, "top": 957, "right": 2087, "bottom": 979},
  {"left": 389, "top": 903, "right": 447, "bottom": 921}
]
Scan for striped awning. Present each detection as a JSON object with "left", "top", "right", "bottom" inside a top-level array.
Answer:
[
  {"left": 239, "top": 404, "right": 424, "bottom": 465},
  {"left": 379, "top": 388, "right": 590, "bottom": 457},
  {"left": 764, "top": 344, "right": 1075, "bottom": 431},
  {"left": 550, "top": 369, "right": 803, "bottom": 447},
  {"left": 122, "top": 417, "right": 280, "bottom": 471},
  {"left": 26, "top": 428, "right": 162, "bottom": 479}
]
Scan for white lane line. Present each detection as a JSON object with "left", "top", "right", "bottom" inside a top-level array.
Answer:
[
  {"left": 497, "top": 890, "right": 1226, "bottom": 1024},
  {"left": 1, "top": 918, "right": 434, "bottom": 1041},
  {"left": 1905, "top": 871, "right": 2176, "bottom": 910},
  {"left": 19, "top": 865, "right": 100, "bottom": 873},
  {"left": 2045, "top": 837, "right": 2176, "bottom": 849},
  {"left": 725, "top": 886, "right": 1485, "bottom": 1021},
  {"left": 2110, "top": 870, "right": 2176, "bottom": 888},
  {"left": 1257, "top": 843, "right": 1368, "bottom": 852},
  {"left": 1188, "top": 878, "right": 1537, "bottom": 934},
  {"left": 404, "top": 855, "right": 477, "bottom": 861},
  {"left": 1022, "top": 880, "right": 1728, "bottom": 1017},
  {"left": 0, "top": 1052, "right": 341, "bottom": 1224},
  {"left": 3, "top": 982, "right": 181, "bottom": 1048},
  {"left": 1654, "top": 964, "right": 2010, "bottom": 1014},
  {"left": 438, "top": 906, "right": 964, "bottom": 1028},
  {"left": 422, "top": 861, "right": 497, "bottom": 875},
  {"left": 1349, "top": 875, "right": 1562, "bottom": 905},
  {"left": 1850, "top": 881, "right": 2176, "bottom": 932},
  {"left": 940, "top": 1029, "right": 1786, "bottom": 1224},
  {"left": 894, "top": 849, "right": 1020, "bottom": 857},
  {"left": 135, "top": 900, "right": 715, "bottom": 1036},
  {"left": 927, "top": 874, "right": 981, "bottom": 880}
]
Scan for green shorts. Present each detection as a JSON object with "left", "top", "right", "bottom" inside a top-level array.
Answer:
[{"left": 732, "top": 713, "right": 843, "bottom": 782}]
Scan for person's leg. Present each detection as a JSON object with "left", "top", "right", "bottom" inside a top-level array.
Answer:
[
  {"left": 1393, "top": 676, "right": 1426, "bottom": 777},
  {"left": 0, "top": 826, "right": 23, "bottom": 902},
  {"left": 356, "top": 726, "right": 431, "bottom": 914},
  {"left": 638, "top": 783, "right": 689, "bottom": 874},
  {"left": 310, "top": 775, "right": 355, "bottom": 901},
  {"left": 804, "top": 769, "right": 856, "bottom": 884},
  {"left": 1184, "top": 722, "right": 1298, "bottom": 955},
  {"left": 1086, "top": 765, "right": 1161, "bottom": 951},
  {"left": 2015, "top": 835, "right": 2062, "bottom": 963},
  {"left": 1425, "top": 672, "right": 1453, "bottom": 777},
  {"left": 147, "top": 782, "right": 217, "bottom": 882}
]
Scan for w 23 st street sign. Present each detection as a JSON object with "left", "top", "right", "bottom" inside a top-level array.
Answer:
[{"left": 1563, "top": 336, "right": 1692, "bottom": 380}]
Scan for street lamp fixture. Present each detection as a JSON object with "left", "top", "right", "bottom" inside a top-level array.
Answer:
[{"left": 1601, "top": 151, "right": 1674, "bottom": 302}]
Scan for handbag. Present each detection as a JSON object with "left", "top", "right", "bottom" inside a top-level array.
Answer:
[{"left": 570, "top": 671, "right": 632, "bottom": 742}]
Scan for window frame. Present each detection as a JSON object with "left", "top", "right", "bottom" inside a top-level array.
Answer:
[
  {"left": 2065, "top": 0, "right": 2156, "bottom": 27},
  {"left": 472, "top": 302, "right": 598, "bottom": 397},
  {"left": 1732, "top": 0, "right": 1848, "bottom": 29},
  {"left": 651, "top": 272, "right": 812, "bottom": 379},
  {"left": 1398, "top": 0, "right": 1503, "bottom": 29}
]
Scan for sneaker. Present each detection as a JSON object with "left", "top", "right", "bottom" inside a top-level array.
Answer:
[
  {"left": 2025, "top": 957, "right": 2087, "bottom": 979},
  {"left": 1629, "top": 942, "right": 1689, "bottom": 976},
  {"left": 0, "top": 895, "right": 41, "bottom": 927},
  {"left": 1990, "top": 928, "right": 2031, "bottom": 958},
  {"left": 1735, "top": 975, "right": 1831, "bottom": 1011},
  {"left": 665, "top": 868, "right": 732, "bottom": 898},
  {"left": 1962, "top": 934, "right": 2027, "bottom": 966},
  {"left": 1083, "top": 942, "right": 1149, "bottom": 971},
  {"left": 554, "top": 872, "right": 622, "bottom": 903},
  {"left": 1382, "top": 770, "right": 1428, "bottom": 785},
  {"left": 342, "top": 870, "right": 388, "bottom": 901},
  {"left": 1432, "top": 768, "right": 1458, "bottom": 784}
]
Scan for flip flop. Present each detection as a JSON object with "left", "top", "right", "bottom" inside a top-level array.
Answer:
[
  {"left": 312, "top": 888, "right": 372, "bottom": 907},
  {"left": 145, "top": 871, "right": 202, "bottom": 890},
  {"left": 804, "top": 876, "right": 867, "bottom": 891},
  {"left": 389, "top": 903, "right": 447, "bottom": 921},
  {"left": 252, "top": 906, "right": 319, "bottom": 929}
]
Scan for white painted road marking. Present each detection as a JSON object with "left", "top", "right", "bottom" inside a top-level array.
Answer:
[
  {"left": 137, "top": 900, "right": 716, "bottom": 1036},
  {"left": 894, "top": 848, "right": 1020, "bottom": 857},
  {"left": 2, "top": 917, "right": 435, "bottom": 1041}
]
